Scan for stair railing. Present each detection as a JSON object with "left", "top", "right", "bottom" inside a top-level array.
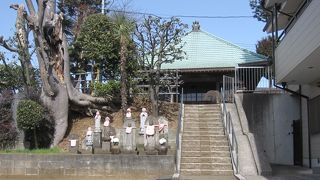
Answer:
[
  {"left": 222, "top": 75, "right": 239, "bottom": 174},
  {"left": 175, "top": 88, "right": 184, "bottom": 175}
]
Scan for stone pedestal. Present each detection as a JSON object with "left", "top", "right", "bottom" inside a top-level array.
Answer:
[
  {"left": 158, "top": 144, "right": 168, "bottom": 155},
  {"left": 145, "top": 134, "right": 157, "bottom": 155},
  {"left": 102, "top": 141, "right": 111, "bottom": 152},
  {"left": 81, "top": 146, "right": 93, "bottom": 154},
  {"left": 93, "top": 131, "right": 102, "bottom": 148},
  {"left": 111, "top": 144, "right": 120, "bottom": 154}
]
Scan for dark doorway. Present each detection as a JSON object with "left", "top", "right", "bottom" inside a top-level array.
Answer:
[{"left": 293, "top": 119, "right": 303, "bottom": 166}]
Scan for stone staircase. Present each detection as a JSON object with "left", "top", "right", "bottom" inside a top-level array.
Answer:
[{"left": 180, "top": 104, "right": 233, "bottom": 176}]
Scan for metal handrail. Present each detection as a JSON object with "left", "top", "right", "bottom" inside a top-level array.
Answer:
[
  {"left": 222, "top": 75, "right": 239, "bottom": 174},
  {"left": 175, "top": 88, "right": 184, "bottom": 174}
]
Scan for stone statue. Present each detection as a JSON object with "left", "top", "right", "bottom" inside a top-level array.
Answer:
[
  {"left": 102, "top": 117, "right": 116, "bottom": 140},
  {"left": 85, "top": 127, "right": 93, "bottom": 149},
  {"left": 140, "top": 108, "right": 148, "bottom": 134},
  {"left": 125, "top": 108, "right": 132, "bottom": 118},
  {"left": 102, "top": 116, "right": 116, "bottom": 152},
  {"left": 158, "top": 116, "right": 169, "bottom": 140},
  {"left": 94, "top": 111, "right": 101, "bottom": 132},
  {"left": 104, "top": 116, "right": 110, "bottom": 127},
  {"left": 144, "top": 116, "right": 158, "bottom": 155},
  {"left": 122, "top": 120, "right": 136, "bottom": 153}
]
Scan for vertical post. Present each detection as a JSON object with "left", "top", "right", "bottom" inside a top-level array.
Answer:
[
  {"left": 274, "top": 4, "right": 279, "bottom": 42},
  {"left": 271, "top": 7, "right": 276, "bottom": 80},
  {"left": 101, "top": 0, "right": 105, "bottom": 14},
  {"left": 176, "top": 70, "right": 179, "bottom": 103},
  {"left": 232, "top": 78, "right": 235, "bottom": 103},
  {"left": 268, "top": 66, "right": 272, "bottom": 89},
  {"left": 182, "top": 88, "right": 184, "bottom": 104},
  {"left": 234, "top": 68, "right": 237, "bottom": 93},
  {"left": 223, "top": 76, "right": 225, "bottom": 103}
]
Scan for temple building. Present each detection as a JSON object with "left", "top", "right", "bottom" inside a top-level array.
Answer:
[{"left": 162, "top": 21, "right": 267, "bottom": 103}]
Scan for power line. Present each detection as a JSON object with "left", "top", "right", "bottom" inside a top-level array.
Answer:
[
  {"left": 107, "top": 9, "right": 254, "bottom": 19},
  {"left": 174, "top": 15, "right": 253, "bottom": 19}
]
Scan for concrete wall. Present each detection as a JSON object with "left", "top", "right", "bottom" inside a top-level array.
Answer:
[
  {"left": 240, "top": 94, "right": 300, "bottom": 165},
  {"left": 302, "top": 85, "right": 320, "bottom": 167},
  {"left": 0, "top": 154, "right": 175, "bottom": 178},
  {"left": 311, "top": 134, "right": 320, "bottom": 167}
]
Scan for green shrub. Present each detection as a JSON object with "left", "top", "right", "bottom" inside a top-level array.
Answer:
[
  {"left": 17, "top": 100, "right": 44, "bottom": 131},
  {"left": 93, "top": 80, "right": 120, "bottom": 98}
]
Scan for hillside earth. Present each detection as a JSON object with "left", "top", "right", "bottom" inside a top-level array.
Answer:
[{"left": 58, "top": 97, "right": 179, "bottom": 151}]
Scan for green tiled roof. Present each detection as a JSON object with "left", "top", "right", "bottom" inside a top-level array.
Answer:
[{"left": 161, "top": 30, "right": 266, "bottom": 70}]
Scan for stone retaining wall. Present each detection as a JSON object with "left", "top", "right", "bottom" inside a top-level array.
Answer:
[{"left": 0, "top": 154, "right": 175, "bottom": 178}]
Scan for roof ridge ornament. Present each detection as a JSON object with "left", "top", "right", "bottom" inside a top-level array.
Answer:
[{"left": 192, "top": 21, "right": 200, "bottom": 32}]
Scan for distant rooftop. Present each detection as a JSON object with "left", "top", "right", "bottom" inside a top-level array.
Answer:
[{"left": 162, "top": 21, "right": 267, "bottom": 70}]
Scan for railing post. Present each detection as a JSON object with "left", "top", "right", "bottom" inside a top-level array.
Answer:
[
  {"left": 234, "top": 67, "right": 237, "bottom": 93},
  {"left": 232, "top": 78, "right": 235, "bottom": 103}
]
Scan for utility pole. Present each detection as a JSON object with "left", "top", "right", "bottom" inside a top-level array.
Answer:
[{"left": 101, "top": 0, "right": 105, "bottom": 14}]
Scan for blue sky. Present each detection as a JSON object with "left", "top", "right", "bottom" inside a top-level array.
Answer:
[{"left": 0, "top": 0, "right": 268, "bottom": 51}]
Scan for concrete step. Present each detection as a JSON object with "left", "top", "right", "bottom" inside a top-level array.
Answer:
[
  {"left": 183, "top": 127, "right": 224, "bottom": 131},
  {"left": 184, "top": 113, "right": 221, "bottom": 117},
  {"left": 184, "top": 110, "right": 221, "bottom": 113},
  {"left": 183, "top": 134, "right": 226, "bottom": 137},
  {"left": 184, "top": 118, "right": 222, "bottom": 123},
  {"left": 184, "top": 109, "right": 221, "bottom": 113},
  {"left": 184, "top": 117, "right": 222, "bottom": 121},
  {"left": 184, "top": 121, "right": 223, "bottom": 125},
  {"left": 180, "top": 163, "right": 232, "bottom": 170},
  {"left": 181, "top": 157, "right": 231, "bottom": 164},
  {"left": 184, "top": 105, "right": 221, "bottom": 108},
  {"left": 180, "top": 169, "right": 233, "bottom": 176},
  {"left": 183, "top": 124, "right": 224, "bottom": 129},
  {"left": 182, "top": 140, "right": 228, "bottom": 147},
  {"left": 184, "top": 116, "right": 222, "bottom": 120},
  {"left": 182, "top": 145, "right": 229, "bottom": 151},
  {"left": 183, "top": 130, "right": 225, "bottom": 135},
  {"left": 182, "top": 135, "right": 227, "bottom": 141},
  {"left": 181, "top": 150, "right": 230, "bottom": 157},
  {"left": 184, "top": 116, "right": 221, "bottom": 119}
]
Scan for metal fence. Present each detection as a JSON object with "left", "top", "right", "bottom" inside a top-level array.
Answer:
[
  {"left": 71, "top": 72, "right": 104, "bottom": 94},
  {"left": 235, "top": 66, "right": 273, "bottom": 93},
  {"left": 222, "top": 75, "right": 235, "bottom": 103}
]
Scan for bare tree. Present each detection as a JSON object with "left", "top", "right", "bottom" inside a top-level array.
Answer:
[
  {"left": 5, "top": 1, "right": 112, "bottom": 146},
  {"left": 0, "top": 4, "right": 35, "bottom": 95},
  {"left": 135, "top": 16, "right": 187, "bottom": 116}
]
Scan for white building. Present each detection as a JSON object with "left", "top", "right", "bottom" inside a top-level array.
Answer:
[{"left": 262, "top": 0, "right": 320, "bottom": 168}]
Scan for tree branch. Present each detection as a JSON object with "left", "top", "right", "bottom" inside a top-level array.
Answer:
[
  {"left": 25, "top": 0, "right": 36, "bottom": 16},
  {"left": 38, "top": 0, "right": 46, "bottom": 28},
  {"left": 0, "top": 36, "right": 19, "bottom": 52}
]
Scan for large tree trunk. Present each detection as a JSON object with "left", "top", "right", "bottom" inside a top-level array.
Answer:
[
  {"left": 150, "top": 85, "right": 159, "bottom": 117},
  {"left": 19, "top": 0, "right": 112, "bottom": 146},
  {"left": 40, "top": 83, "right": 68, "bottom": 146}
]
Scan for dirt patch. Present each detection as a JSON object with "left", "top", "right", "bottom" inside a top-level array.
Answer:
[{"left": 58, "top": 116, "right": 94, "bottom": 151}]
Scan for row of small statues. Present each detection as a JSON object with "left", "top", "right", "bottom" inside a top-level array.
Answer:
[{"left": 78, "top": 108, "right": 169, "bottom": 155}]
